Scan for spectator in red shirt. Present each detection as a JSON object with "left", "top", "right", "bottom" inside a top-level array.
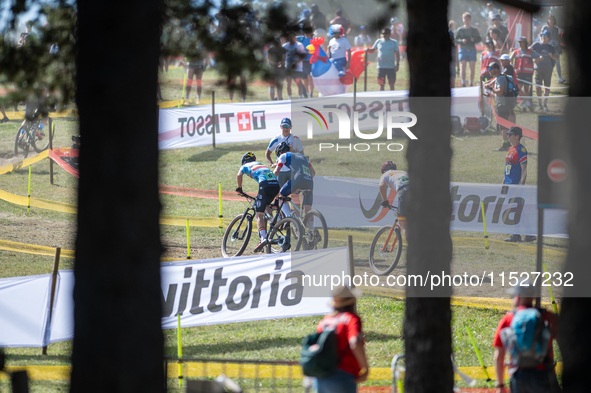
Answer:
[
  {"left": 492, "top": 279, "right": 560, "bottom": 393},
  {"left": 315, "top": 285, "right": 369, "bottom": 393},
  {"left": 329, "top": 9, "right": 351, "bottom": 36}
]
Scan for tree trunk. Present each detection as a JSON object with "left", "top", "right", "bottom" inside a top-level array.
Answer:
[
  {"left": 71, "top": 1, "right": 164, "bottom": 392},
  {"left": 559, "top": 1, "right": 591, "bottom": 392},
  {"left": 404, "top": 1, "right": 454, "bottom": 392}
]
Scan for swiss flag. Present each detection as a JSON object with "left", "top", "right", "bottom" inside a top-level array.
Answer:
[{"left": 237, "top": 112, "right": 251, "bottom": 131}]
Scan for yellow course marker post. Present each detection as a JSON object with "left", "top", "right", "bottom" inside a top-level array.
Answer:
[
  {"left": 543, "top": 262, "right": 559, "bottom": 314},
  {"left": 27, "top": 165, "right": 32, "bottom": 212},
  {"left": 480, "top": 201, "right": 489, "bottom": 252},
  {"left": 186, "top": 219, "right": 190, "bottom": 259},
  {"left": 179, "top": 68, "right": 188, "bottom": 108},
  {"left": 219, "top": 182, "right": 223, "bottom": 234},
  {"left": 177, "top": 313, "right": 183, "bottom": 388},
  {"left": 465, "top": 325, "right": 492, "bottom": 382}
]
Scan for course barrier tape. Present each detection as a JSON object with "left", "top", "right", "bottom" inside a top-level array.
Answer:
[
  {"left": 0, "top": 361, "right": 562, "bottom": 381},
  {"left": 0, "top": 189, "right": 231, "bottom": 228},
  {"left": 0, "top": 150, "right": 49, "bottom": 175},
  {"left": 489, "top": 98, "right": 538, "bottom": 140},
  {"left": 516, "top": 78, "right": 569, "bottom": 90}
]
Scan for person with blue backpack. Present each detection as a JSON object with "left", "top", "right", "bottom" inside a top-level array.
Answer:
[
  {"left": 493, "top": 279, "right": 560, "bottom": 393},
  {"left": 484, "top": 62, "right": 519, "bottom": 152}
]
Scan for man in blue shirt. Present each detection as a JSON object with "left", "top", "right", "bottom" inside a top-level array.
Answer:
[
  {"left": 367, "top": 28, "right": 400, "bottom": 91},
  {"left": 502, "top": 127, "right": 535, "bottom": 243}
]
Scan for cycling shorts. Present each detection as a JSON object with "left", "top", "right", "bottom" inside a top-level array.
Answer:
[
  {"left": 280, "top": 172, "right": 313, "bottom": 206},
  {"left": 256, "top": 180, "right": 279, "bottom": 213},
  {"left": 397, "top": 185, "right": 408, "bottom": 221}
]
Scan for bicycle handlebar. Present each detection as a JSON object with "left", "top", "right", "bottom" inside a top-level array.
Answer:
[{"left": 237, "top": 192, "right": 256, "bottom": 201}]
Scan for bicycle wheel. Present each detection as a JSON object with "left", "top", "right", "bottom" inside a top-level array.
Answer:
[
  {"left": 369, "top": 225, "right": 403, "bottom": 275},
  {"left": 221, "top": 214, "right": 253, "bottom": 258},
  {"left": 266, "top": 217, "right": 303, "bottom": 254},
  {"left": 32, "top": 121, "right": 51, "bottom": 153},
  {"left": 302, "top": 210, "right": 328, "bottom": 250},
  {"left": 14, "top": 126, "right": 29, "bottom": 158}
]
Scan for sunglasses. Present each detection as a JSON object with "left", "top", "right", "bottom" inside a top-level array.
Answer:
[{"left": 281, "top": 124, "right": 291, "bottom": 128}]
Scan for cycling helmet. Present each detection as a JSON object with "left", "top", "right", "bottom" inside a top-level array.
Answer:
[
  {"left": 381, "top": 161, "right": 397, "bottom": 174},
  {"left": 275, "top": 141, "right": 290, "bottom": 157},
  {"left": 241, "top": 152, "right": 256, "bottom": 165},
  {"left": 329, "top": 24, "right": 344, "bottom": 37}
]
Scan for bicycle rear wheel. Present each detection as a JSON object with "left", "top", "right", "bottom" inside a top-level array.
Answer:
[
  {"left": 266, "top": 217, "right": 303, "bottom": 254},
  {"left": 32, "top": 121, "right": 51, "bottom": 153},
  {"left": 369, "top": 225, "right": 403, "bottom": 275},
  {"left": 221, "top": 214, "right": 253, "bottom": 257},
  {"left": 14, "top": 126, "right": 29, "bottom": 158},
  {"left": 302, "top": 210, "right": 328, "bottom": 250}
]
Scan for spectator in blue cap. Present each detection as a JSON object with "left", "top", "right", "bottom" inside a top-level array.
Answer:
[
  {"left": 266, "top": 118, "right": 304, "bottom": 185},
  {"left": 354, "top": 26, "right": 372, "bottom": 47},
  {"left": 299, "top": 9, "right": 312, "bottom": 29},
  {"left": 530, "top": 31, "right": 559, "bottom": 112}
]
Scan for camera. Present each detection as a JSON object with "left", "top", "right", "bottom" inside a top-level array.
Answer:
[{"left": 71, "top": 135, "right": 81, "bottom": 144}]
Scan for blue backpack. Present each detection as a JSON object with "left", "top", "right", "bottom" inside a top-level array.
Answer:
[
  {"left": 500, "top": 308, "right": 552, "bottom": 368},
  {"left": 502, "top": 74, "right": 519, "bottom": 98}
]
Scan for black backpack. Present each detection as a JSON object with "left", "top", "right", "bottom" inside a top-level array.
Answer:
[
  {"left": 300, "top": 329, "right": 339, "bottom": 378},
  {"left": 501, "top": 74, "right": 519, "bottom": 98}
]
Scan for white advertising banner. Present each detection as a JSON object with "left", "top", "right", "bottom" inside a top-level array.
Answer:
[
  {"left": 0, "top": 274, "right": 51, "bottom": 347},
  {"left": 0, "top": 248, "right": 347, "bottom": 347},
  {"left": 312, "top": 176, "right": 568, "bottom": 237},
  {"left": 158, "top": 88, "right": 482, "bottom": 150}
]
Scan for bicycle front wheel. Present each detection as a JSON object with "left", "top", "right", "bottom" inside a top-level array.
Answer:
[
  {"left": 32, "top": 121, "right": 51, "bottom": 153},
  {"left": 221, "top": 214, "right": 253, "bottom": 258},
  {"left": 369, "top": 225, "right": 403, "bottom": 275},
  {"left": 302, "top": 210, "right": 328, "bottom": 250},
  {"left": 14, "top": 126, "right": 29, "bottom": 158},
  {"left": 267, "top": 217, "right": 303, "bottom": 254}
]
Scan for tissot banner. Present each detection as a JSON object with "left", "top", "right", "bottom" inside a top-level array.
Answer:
[
  {"left": 312, "top": 176, "right": 568, "bottom": 237},
  {"left": 158, "top": 88, "right": 481, "bottom": 150}
]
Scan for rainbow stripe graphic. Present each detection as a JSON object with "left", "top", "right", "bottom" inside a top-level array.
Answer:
[{"left": 303, "top": 106, "right": 329, "bottom": 131}]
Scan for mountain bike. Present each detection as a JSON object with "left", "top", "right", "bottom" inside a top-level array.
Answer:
[
  {"left": 221, "top": 192, "right": 304, "bottom": 258},
  {"left": 14, "top": 110, "right": 52, "bottom": 158},
  {"left": 368, "top": 205, "right": 403, "bottom": 275},
  {"left": 286, "top": 189, "right": 328, "bottom": 250}
]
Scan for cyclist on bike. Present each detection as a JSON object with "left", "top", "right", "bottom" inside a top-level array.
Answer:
[
  {"left": 379, "top": 161, "right": 409, "bottom": 239},
  {"left": 273, "top": 142, "right": 316, "bottom": 221},
  {"left": 235, "top": 152, "right": 281, "bottom": 252}
]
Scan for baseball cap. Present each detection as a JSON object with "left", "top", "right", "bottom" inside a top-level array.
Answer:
[
  {"left": 507, "top": 278, "right": 536, "bottom": 297},
  {"left": 518, "top": 36, "right": 528, "bottom": 42},
  {"left": 302, "top": 9, "right": 311, "bottom": 17},
  {"left": 491, "top": 13, "right": 502, "bottom": 21},
  {"left": 507, "top": 126, "right": 523, "bottom": 137},
  {"left": 360, "top": 25, "right": 366, "bottom": 30},
  {"left": 488, "top": 62, "right": 500, "bottom": 70},
  {"left": 280, "top": 118, "right": 292, "bottom": 127},
  {"left": 485, "top": 40, "right": 494, "bottom": 46},
  {"left": 500, "top": 54, "right": 511, "bottom": 61},
  {"left": 540, "top": 30, "right": 551, "bottom": 37}
]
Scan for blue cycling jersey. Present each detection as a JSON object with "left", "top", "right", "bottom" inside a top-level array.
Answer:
[
  {"left": 277, "top": 152, "right": 312, "bottom": 180},
  {"left": 240, "top": 161, "right": 278, "bottom": 184}
]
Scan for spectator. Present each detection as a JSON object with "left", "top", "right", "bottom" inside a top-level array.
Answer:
[
  {"left": 448, "top": 20, "right": 456, "bottom": 32},
  {"left": 499, "top": 127, "right": 536, "bottom": 242},
  {"left": 314, "top": 285, "right": 369, "bottom": 393},
  {"left": 487, "top": 14, "right": 509, "bottom": 51},
  {"left": 298, "top": 9, "right": 312, "bottom": 30},
  {"left": 368, "top": 29, "right": 399, "bottom": 91},
  {"left": 489, "top": 28, "right": 504, "bottom": 53},
  {"left": 310, "top": 4, "right": 329, "bottom": 41},
  {"left": 486, "top": 3, "right": 500, "bottom": 27},
  {"left": 480, "top": 40, "right": 500, "bottom": 83},
  {"left": 267, "top": 37, "right": 286, "bottom": 100},
  {"left": 455, "top": 12, "right": 482, "bottom": 87},
  {"left": 449, "top": 28, "right": 458, "bottom": 88},
  {"left": 182, "top": 42, "right": 208, "bottom": 104},
  {"left": 327, "top": 25, "right": 351, "bottom": 78},
  {"left": 530, "top": 31, "right": 558, "bottom": 112},
  {"left": 330, "top": 9, "right": 351, "bottom": 36},
  {"left": 266, "top": 117, "right": 304, "bottom": 185},
  {"left": 510, "top": 37, "right": 540, "bottom": 113},
  {"left": 283, "top": 32, "right": 307, "bottom": 99},
  {"left": 483, "top": 62, "right": 516, "bottom": 151},
  {"left": 493, "top": 278, "right": 559, "bottom": 392},
  {"left": 389, "top": 17, "right": 405, "bottom": 45},
  {"left": 354, "top": 26, "right": 372, "bottom": 47},
  {"left": 543, "top": 15, "right": 565, "bottom": 83},
  {"left": 298, "top": 25, "right": 315, "bottom": 97},
  {"left": 499, "top": 54, "right": 518, "bottom": 124},
  {"left": 17, "top": 20, "right": 36, "bottom": 47},
  {"left": 0, "top": 106, "right": 9, "bottom": 123}
]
